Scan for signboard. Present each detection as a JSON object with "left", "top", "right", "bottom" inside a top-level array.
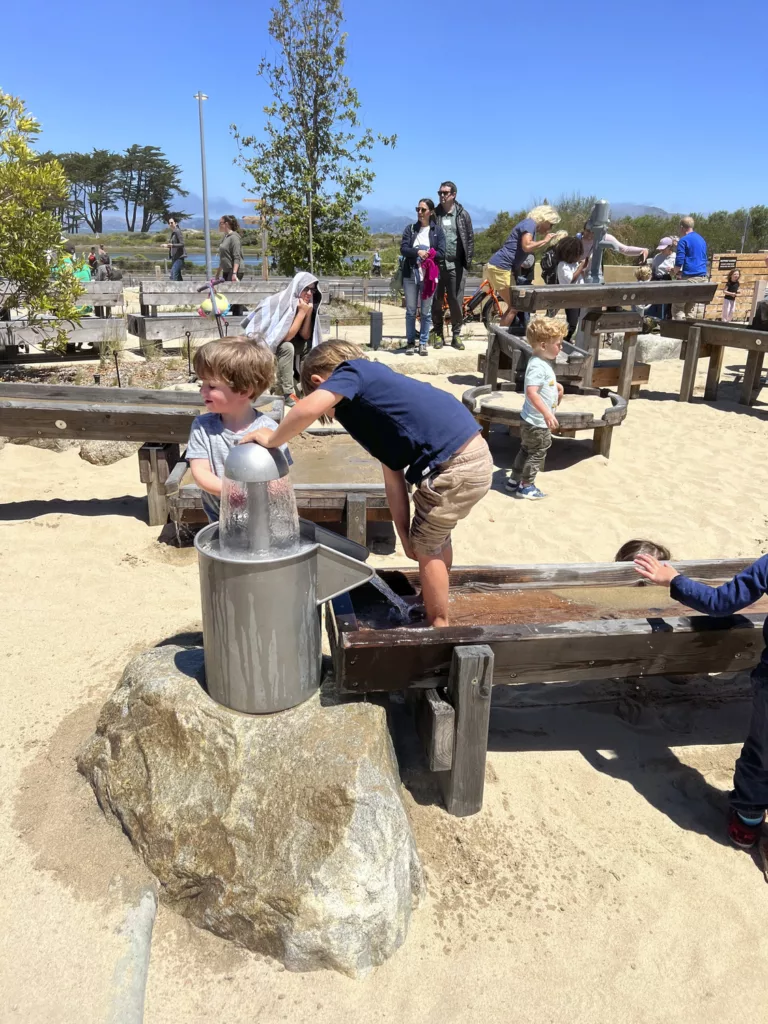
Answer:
[{"left": 718, "top": 257, "right": 738, "bottom": 270}]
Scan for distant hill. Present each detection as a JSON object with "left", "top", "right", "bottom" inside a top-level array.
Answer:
[
  {"left": 362, "top": 203, "right": 497, "bottom": 233},
  {"left": 611, "top": 202, "right": 672, "bottom": 220}
]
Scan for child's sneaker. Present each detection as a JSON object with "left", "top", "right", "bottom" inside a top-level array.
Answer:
[
  {"left": 505, "top": 477, "right": 520, "bottom": 493},
  {"left": 728, "top": 809, "right": 765, "bottom": 849},
  {"left": 515, "top": 483, "right": 546, "bottom": 500},
  {"left": 283, "top": 393, "right": 297, "bottom": 408},
  {"left": 418, "top": 341, "right": 428, "bottom": 357},
  {"left": 404, "top": 343, "right": 416, "bottom": 356}
]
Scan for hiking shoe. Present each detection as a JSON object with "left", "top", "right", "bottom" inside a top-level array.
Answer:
[
  {"left": 728, "top": 810, "right": 765, "bottom": 849},
  {"left": 514, "top": 483, "right": 546, "bottom": 500},
  {"left": 404, "top": 344, "right": 416, "bottom": 356},
  {"left": 505, "top": 477, "right": 520, "bottom": 493},
  {"left": 283, "top": 393, "right": 297, "bottom": 408},
  {"left": 451, "top": 337, "right": 465, "bottom": 350},
  {"left": 419, "top": 342, "right": 428, "bottom": 357},
  {"left": 431, "top": 335, "right": 444, "bottom": 349}
]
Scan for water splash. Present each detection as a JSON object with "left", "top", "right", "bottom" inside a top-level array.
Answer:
[{"left": 369, "top": 573, "right": 421, "bottom": 624}]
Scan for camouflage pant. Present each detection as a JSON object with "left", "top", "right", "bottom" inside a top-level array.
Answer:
[{"left": 511, "top": 422, "right": 552, "bottom": 485}]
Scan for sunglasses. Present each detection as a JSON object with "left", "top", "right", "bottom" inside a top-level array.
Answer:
[
  {"left": 416, "top": 206, "right": 430, "bottom": 213},
  {"left": 437, "top": 190, "right": 453, "bottom": 196}
]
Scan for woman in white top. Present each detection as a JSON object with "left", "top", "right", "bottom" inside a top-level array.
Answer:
[
  {"left": 581, "top": 223, "right": 648, "bottom": 277},
  {"left": 400, "top": 199, "right": 446, "bottom": 356},
  {"left": 647, "top": 236, "right": 678, "bottom": 320},
  {"left": 555, "top": 236, "right": 589, "bottom": 341}
]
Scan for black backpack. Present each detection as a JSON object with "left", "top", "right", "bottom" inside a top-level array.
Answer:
[{"left": 540, "top": 247, "right": 558, "bottom": 285}]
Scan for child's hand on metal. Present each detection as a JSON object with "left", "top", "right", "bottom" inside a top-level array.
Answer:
[
  {"left": 634, "top": 554, "right": 678, "bottom": 586},
  {"left": 238, "top": 427, "right": 276, "bottom": 448}
]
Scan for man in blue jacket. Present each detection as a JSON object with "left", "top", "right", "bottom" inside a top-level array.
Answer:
[{"left": 672, "top": 216, "right": 708, "bottom": 320}]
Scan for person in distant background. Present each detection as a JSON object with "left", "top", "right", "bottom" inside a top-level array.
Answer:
[
  {"left": 87, "top": 247, "right": 98, "bottom": 277},
  {"left": 672, "top": 216, "right": 708, "bottom": 320},
  {"left": 555, "top": 235, "right": 589, "bottom": 341},
  {"left": 646, "top": 236, "right": 678, "bottom": 320},
  {"left": 722, "top": 268, "right": 740, "bottom": 322},
  {"left": 487, "top": 205, "right": 561, "bottom": 328},
  {"left": 372, "top": 250, "right": 381, "bottom": 277},
  {"left": 431, "top": 181, "right": 474, "bottom": 351},
  {"left": 166, "top": 217, "right": 185, "bottom": 281},
  {"left": 98, "top": 244, "right": 110, "bottom": 265},
  {"left": 218, "top": 215, "right": 245, "bottom": 316}
]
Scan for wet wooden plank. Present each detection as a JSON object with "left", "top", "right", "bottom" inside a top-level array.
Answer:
[
  {"left": 509, "top": 281, "right": 717, "bottom": 312},
  {"left": 416, "top": 688, "right": 455, "bottom": 772}
]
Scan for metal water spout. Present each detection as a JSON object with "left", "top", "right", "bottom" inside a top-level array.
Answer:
[
  {"left": 585, "top": 199, "right": 612, "bottom": 284},
  {"left": 195, "top": 442, "right": 373, "bottom": 714}
]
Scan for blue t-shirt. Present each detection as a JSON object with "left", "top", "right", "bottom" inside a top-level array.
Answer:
[
  {"left": 674, "top": 232, "right": 708, "bottom": 277},
  {"left": 489, "top": 218, "right": 537, "bottom": 271},
  {"left": 317, "top": 360, "right": 480, "bottom": 484}
]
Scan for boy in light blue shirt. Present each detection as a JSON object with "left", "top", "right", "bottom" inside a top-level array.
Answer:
[{"left": 507, "top": 318, "right": 564, "bottom": 500}]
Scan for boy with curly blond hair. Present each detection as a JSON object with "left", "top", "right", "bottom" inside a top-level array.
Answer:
[{"left": 507, "top": 317, "right": 565, "bottom": 500}]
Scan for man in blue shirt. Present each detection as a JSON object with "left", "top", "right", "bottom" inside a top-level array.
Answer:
[{"left": 672, "top": 216, "right": 709, "bottom": 320}]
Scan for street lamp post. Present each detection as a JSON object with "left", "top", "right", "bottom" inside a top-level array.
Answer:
[{"left": 194, "top": 92, "right": 213, "bottom": 278}]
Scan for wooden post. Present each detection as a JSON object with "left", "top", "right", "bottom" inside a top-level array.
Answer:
[
  {"left": 741, "top": 349, "right": 763, "bottom": 406},
  {"left": 678, "top": 325, "right": 701, "bottom": 402},
  {"left": 592, "top": 424, "right": 613, "bottom": 458},
  {"left": 411, "top": 688, "right": 455, "bottom": 772},
  {"left": 483, "top": 331, "right": 500, "bottom": 388},
  {"left": 580, "top": 320, "right": 599, "bottom": 389},
  {"left": 345, "top": 493, "right": 367, "bottom": 546},
  {"left": 703, "top": 344, "right": 725, "bottom": 401},
  {"left": 440, "top": 645, "right": 494, "bottom": 817},
  {"left": 616, "top": 331, "right": 639, "bottom": 401},
  {"left": 138, "top": 443, "right": 180, "bottom": 526}
]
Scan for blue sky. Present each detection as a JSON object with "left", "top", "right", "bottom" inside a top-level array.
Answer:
[{"left": 4, "top": 0, "right": 766, "bottom": 216}]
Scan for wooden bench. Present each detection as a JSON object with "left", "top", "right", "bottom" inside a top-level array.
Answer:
[
  {"left": 127, "top": 280, "right": 333, "bottom": 350},
  {"left": 328, "top": 558, "right": 762, "bottom": 816},
  {"left": 658, "top": 319, "right": 768, "bottom": 405},
  {"left": 1, "top": 281, "right": 127, "bottom": 363}
]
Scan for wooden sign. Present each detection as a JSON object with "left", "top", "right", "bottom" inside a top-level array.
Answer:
[{"left": 718, "top": 257, "right": 738, "bottom": 270}]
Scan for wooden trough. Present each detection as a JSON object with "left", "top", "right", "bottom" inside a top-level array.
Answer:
[
  {"left": 462, "top": 382, "right": 628, "bottom": 458},
  {"left": 327, "top": 559, "right": 764, "bottom": 817}
]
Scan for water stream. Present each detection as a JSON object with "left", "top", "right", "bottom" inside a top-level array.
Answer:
[{"left": 368, "top": 573, "right": 419, "bottom": 624}]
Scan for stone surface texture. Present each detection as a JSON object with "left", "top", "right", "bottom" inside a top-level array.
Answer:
[
  {"left": 77, "top": 645, "right": 422, "bottom": 978},
  {"left": 78, "top": 439, "right": 142, "bottom": 465},
  {"left": 8, "top": 437, "right": 79, "bottom": 452},
  {"left": 608, "top": 332, "right": 682, "bottom": 362}
]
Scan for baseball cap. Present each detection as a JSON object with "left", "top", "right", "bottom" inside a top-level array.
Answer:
[{"left": 656, "top": 237, "right": 675, "bottom": 250}]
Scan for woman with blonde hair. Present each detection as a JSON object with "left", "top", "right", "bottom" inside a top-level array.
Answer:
[{"left": 487, "top": 204, "right": 562, "bottom": 328}]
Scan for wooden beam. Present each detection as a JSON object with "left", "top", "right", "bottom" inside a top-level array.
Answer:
[
  {"left": 509, "top": 281, "right": 717, "bottom": 312},
  {"left": 439, "top": 645, "right": 493, "bottom": 817},
  {"left": 616, "top": 331, "right": 639, "bottom": 401},
  {"left": 345, "top": 493, "right": 367, "bottom": 545},
  {"left": 704, "top": 343, "right": 726, "bottom": 401},
  {"left": 741, "top": 350, "right": 763, "bottom": 406}
]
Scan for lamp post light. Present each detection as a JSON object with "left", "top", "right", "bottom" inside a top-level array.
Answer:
[{"left": 194, "top": 92, "right": 213, "bottom": 278}]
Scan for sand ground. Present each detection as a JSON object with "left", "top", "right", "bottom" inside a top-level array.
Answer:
[{"left": 2, "top": 347, "right": 768, "bottom": 1022}]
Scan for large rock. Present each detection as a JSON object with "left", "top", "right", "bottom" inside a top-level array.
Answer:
[
  {"left": 9, "top": 436, "right": 79, "bottom": 452},
  {"left": 78, "top": 440, "right": 142, "bottom": 466},
  {"left": 78, "top": 645, "right": 422, "bottom": 978}
]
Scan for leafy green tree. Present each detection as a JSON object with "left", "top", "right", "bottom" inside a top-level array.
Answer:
[
  {"left": 232, "top": 0, "right": 396, "bottom": 275},
  {"left": 117, "top": 144, "right": 188, "bottom": 232},
  {"left": 0, "top": 90, "right": 83, "bottom": 349}
]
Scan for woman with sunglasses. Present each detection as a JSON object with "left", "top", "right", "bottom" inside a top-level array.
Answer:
[{"left": 400, "top": 199, "right": 446, "bottom": 356}]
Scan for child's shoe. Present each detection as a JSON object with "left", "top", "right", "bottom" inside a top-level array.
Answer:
[
  {"left": 404, "top": 343, "right": 416, "bottom": 356},
  {"left": 419, "top": 341, "right": 428, "bottom": 357},
  {"left": 728, "top": 809, "right": 765, "bottom": 849},
  {"left": 515, "top": 483, "right": 546, "bottom": 500},
  {"left": 505, "top": 477, "right": 520, "bottom": 494},
  {"left": 283, "top": 393, "right": 297, "bottom": 407}
]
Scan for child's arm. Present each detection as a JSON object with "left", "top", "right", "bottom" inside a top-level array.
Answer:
[
  {"left": 382, "top": 465, "right": 415, "bottom": 560},
  {"left": 526, "top": 385, "right": 558, "bottom": 430},
  {"left": 635, "top": 554, "right": 768, "bottom": 616},
  {"left": 556, "top": 382, "right": 564, "bottom": 404},
  {"left": 239, "top": 389, "right": 339, "bottom": 448},
  {"left": 189, "top": 458, "right": 222, "bottom": 497}
]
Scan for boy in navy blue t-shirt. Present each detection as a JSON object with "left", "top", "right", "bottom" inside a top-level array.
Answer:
[
  {"left": 241, "top": 341, "right": 493, "bottom": 626},
  {"left": 635, "top": 551, "right": 768, "bottom": 851}
]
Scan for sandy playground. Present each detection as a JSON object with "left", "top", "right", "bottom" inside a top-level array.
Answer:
[{"left": 2, "top": 347, "right": 768, "bottom": 1022}]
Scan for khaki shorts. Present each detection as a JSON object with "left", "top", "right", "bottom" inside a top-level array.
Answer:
[
  {"left": 410, "top": 439, "right": 494, "bottom": 557},
  {"left": 485, "top": 263, "right": 511, "bottom": 294}
]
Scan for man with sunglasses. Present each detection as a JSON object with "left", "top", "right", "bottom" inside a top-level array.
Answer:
[{"left": 432, "top": 181, "right": 474, "bottom": 351}]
